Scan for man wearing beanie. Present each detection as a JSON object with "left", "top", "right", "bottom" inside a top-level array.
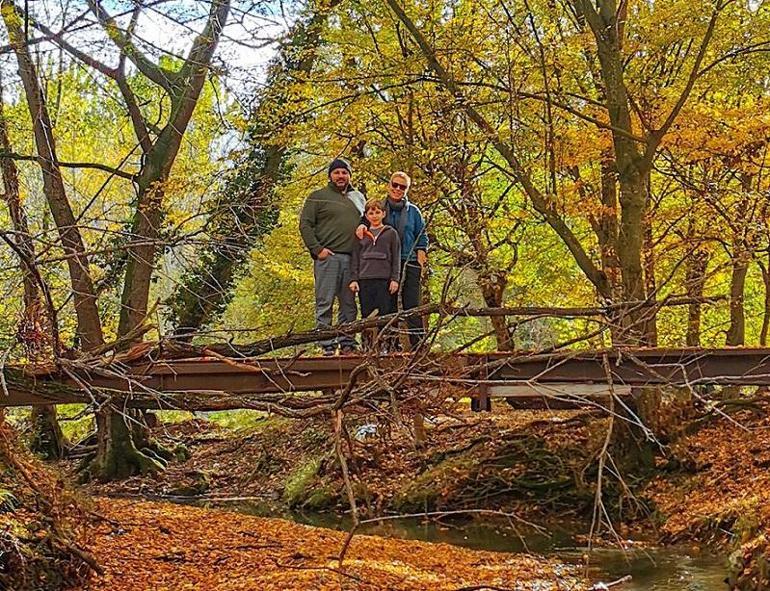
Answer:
[{"left": 300, "top": 158, "right": 366, "bottom": 355}]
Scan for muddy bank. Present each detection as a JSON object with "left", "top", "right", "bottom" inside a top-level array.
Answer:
[
  {"left": 81, "top": 407, "right": 604, "bottom": 517},
  {"left": 82, "top": 497, "right": 584, "bottom": 590}
]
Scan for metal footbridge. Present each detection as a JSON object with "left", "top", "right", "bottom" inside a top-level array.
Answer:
[{"left": 3, "top": 348, "right": 770, "bottom": 410}]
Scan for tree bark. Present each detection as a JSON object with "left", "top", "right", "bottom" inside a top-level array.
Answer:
[
  {"left": 83, "top": 0, "right": 230, "bottom": 481},
  {"left": 642, "top": 208, "right": 658, "bottom": 346},
  {"left": 1, "top": 0, "right": 104, "bottom": 352},
  {"left": 116, "top": 0, "right": 231, "bottom": 339},
  {"left": 686, "top": 249, "right": 709, "bottom": 347},
  {"left": 726, "top": 246, "right": 749, "bottom": 346},
  {"left": 760, "top": 256, "right": 770, "bottom": 346},
  {"left": 478, "top": 270, "right": 513, "bottom": 350},
  {"left": 0, "top": 43, "right": 68, "bottom": 459}
]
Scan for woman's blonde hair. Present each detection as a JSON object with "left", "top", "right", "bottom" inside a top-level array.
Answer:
[{"left": 391, "top": 171, "right": 411, "bottom": 186}]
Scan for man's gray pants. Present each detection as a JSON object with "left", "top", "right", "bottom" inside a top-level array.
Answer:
[{"left": 314, "top": 254, "right": 357, "bottom": 351}]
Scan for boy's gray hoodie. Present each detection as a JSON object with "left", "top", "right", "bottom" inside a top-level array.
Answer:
[{"left": 350, "top": 225, "right": 401, "bottom": 282}]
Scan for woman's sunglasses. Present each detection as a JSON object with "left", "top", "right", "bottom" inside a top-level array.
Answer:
[{"left": 390, "top": 181, "right": 408, "bottom": 191}]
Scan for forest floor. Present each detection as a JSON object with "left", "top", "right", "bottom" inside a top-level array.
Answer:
[
  {"left": 71, "top": 397, "right": 770, "bottom": 589},
  {"left": 4, "top": 392, "right": 759, "bottom": 589},
  {"left": 79, "top": 497, "right": 584, "bottom": 591},
  {"left": 644, "top": 404, "right": 770, "bottom": 589}
]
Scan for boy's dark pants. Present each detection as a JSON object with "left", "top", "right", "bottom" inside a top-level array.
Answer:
[
  {"left": 394, "top": 261, "right": 424, "bottom": 348},
  {"left": 359, "top": 279, "right": 396, "bottom": 350}
]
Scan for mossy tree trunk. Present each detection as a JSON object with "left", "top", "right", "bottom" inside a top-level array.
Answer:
[
  {"left": 30, "top": 406, "right": 67, "bottom": 460},
  {"left": 167, "top": 1, "right": 343, "bottom": 339},
  {"left": 88, "top": 410, "right": 165, "bottom": 482},
  {"left": 58, "top": 0, "right": 230, "bottom": 480}
]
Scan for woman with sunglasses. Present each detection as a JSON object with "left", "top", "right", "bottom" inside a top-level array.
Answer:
[{"left": 358, "top": 171, "right": 428, "bottom": 350}]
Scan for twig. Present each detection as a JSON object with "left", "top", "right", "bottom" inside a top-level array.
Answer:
[
  {"left": 589, "top": 574, "right": 633, "bottom": 590},
  {"left": 334, "top": 409, "right": 358, "bottom": 526}
]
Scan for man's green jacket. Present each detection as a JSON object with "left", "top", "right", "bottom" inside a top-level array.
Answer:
[{"left": 300, "top": 182, "right": 365, "bottom": 257}]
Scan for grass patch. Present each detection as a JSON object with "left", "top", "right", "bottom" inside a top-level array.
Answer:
[
  {"left": 4, "top": 405, "right": 94, "bottom": 445},
  {"left": 206, "top": 410, "right": 277, "bottom": 432},
  {"left": 56, "top": 404, "right": 93, "bottom": 444},
  {"left": 155, "top": 410, "right": 196, "bottom": 424}
]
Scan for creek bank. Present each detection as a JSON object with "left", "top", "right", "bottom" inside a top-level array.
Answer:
[
  {"left": 0, "top": 421, "right": 95, "bottom": 591},
  {"left": 81, "top": 408, "right": 603, "bottom": 517},
  {"left": 173, "top": 498, "right": 727, "bottom": 590},
  {"left": 645, "top": 407, "right": 770, "bottom": 590},
  {"left": 80, "top": 404, "right": 765, "bottom": 588}
]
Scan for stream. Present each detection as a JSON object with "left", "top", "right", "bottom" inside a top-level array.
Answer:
[{"left": 190, "top": 498, "right": 729, "bottom": 590}]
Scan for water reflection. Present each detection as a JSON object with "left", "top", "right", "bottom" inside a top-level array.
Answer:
[{"left": 197, "top": 499, "right": 728, "bottom": 590}]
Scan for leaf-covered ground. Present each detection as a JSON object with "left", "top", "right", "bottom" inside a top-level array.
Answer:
[
  {"left": 82, "top": 497, "right": 585, "bottom": 590},
  {"left": 0, "top": 421, "right": 93, "bottom": 591},
  {"left": 646, "top": 405, "right": 770, "bottom": 589}
]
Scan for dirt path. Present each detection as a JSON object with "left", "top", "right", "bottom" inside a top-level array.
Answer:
[{"left": 81, "top": 498, "right": 585, "bottom": 590}]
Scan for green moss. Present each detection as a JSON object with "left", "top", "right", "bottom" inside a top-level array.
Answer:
[
  {"left": 155, "top": 410, "right": 196, "bottom": 424},
  {"left": 304, "top": 485, "right": 337, "bottom": 510},
  {"left": 283, "top": 456, "right": 323, "bottom": 507}
]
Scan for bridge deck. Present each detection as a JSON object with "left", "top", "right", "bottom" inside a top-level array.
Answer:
[{"left": 3, "top": 348, "right": 770, "bottom": 408}]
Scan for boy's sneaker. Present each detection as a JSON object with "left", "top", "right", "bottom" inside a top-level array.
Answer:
[
  {"left": 322, "top": 347, "right": 336, "bottom": 357},
  {"left": 340, "top": 345, "right": 358, "bottom": 355}
]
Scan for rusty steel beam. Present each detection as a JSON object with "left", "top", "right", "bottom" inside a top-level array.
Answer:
[
  {"left": 484, "top": 348, "right": 770, "bottom": 386},
  {"left": 3, "top": 348, "right": 770, "bottom": 408}
]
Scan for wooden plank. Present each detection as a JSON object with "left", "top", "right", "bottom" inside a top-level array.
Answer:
[{"left": 488, "top": 384, "right": 632, "bottom": 398}]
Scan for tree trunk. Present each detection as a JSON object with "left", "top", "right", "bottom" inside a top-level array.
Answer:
[
  {"left": 597, "top": 153, "right": 621, "bottom": 300},
  {"left": 760, "top": 256, "right": 770, "bottom": 346},
  {"left": 117, "top": 0, "right": 231, "bottom": 340},
  {"left": 642, "top": 213, "right": 658, "bottom": 346},
  {"left": 30, "top": 406, "right": 67, "bottom": 460},
  {"left": 685, "top": 249, "right": 709, "bottom": 346},
  {"left": 478, "top": 270, "right": 513, "bottom": 350},
  {"left": 90, "top": 0, "right": 230, "bottom": 481},
  {"left": 89, "top": 410, "right": 165, "bottom": 482},
  {"left": 0, "top": 67, "right": 68, "bottom": 459},
  {"left": 2, "top": 0, "right": 104, "bottom": 351},
  {"left": 726, "top": 246, "right": 750, "bottom": 346}
]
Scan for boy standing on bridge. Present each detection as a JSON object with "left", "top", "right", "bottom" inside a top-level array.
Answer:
[
  {"left": 300, "top": 158, "right": 366, "bottom": 355},
  {"left": 349, "top": 199, "right": 401, "bottom": 350},
  {"left": 356, "top": 171, "right": 428, "bottom": 349}
]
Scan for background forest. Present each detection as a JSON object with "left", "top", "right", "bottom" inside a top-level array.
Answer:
[
  {"left": 1, "top": 0, "right": 770, "bottom": 356},
  {"left": 1, "top": 0, "right": 770, "bottom": 470}
]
